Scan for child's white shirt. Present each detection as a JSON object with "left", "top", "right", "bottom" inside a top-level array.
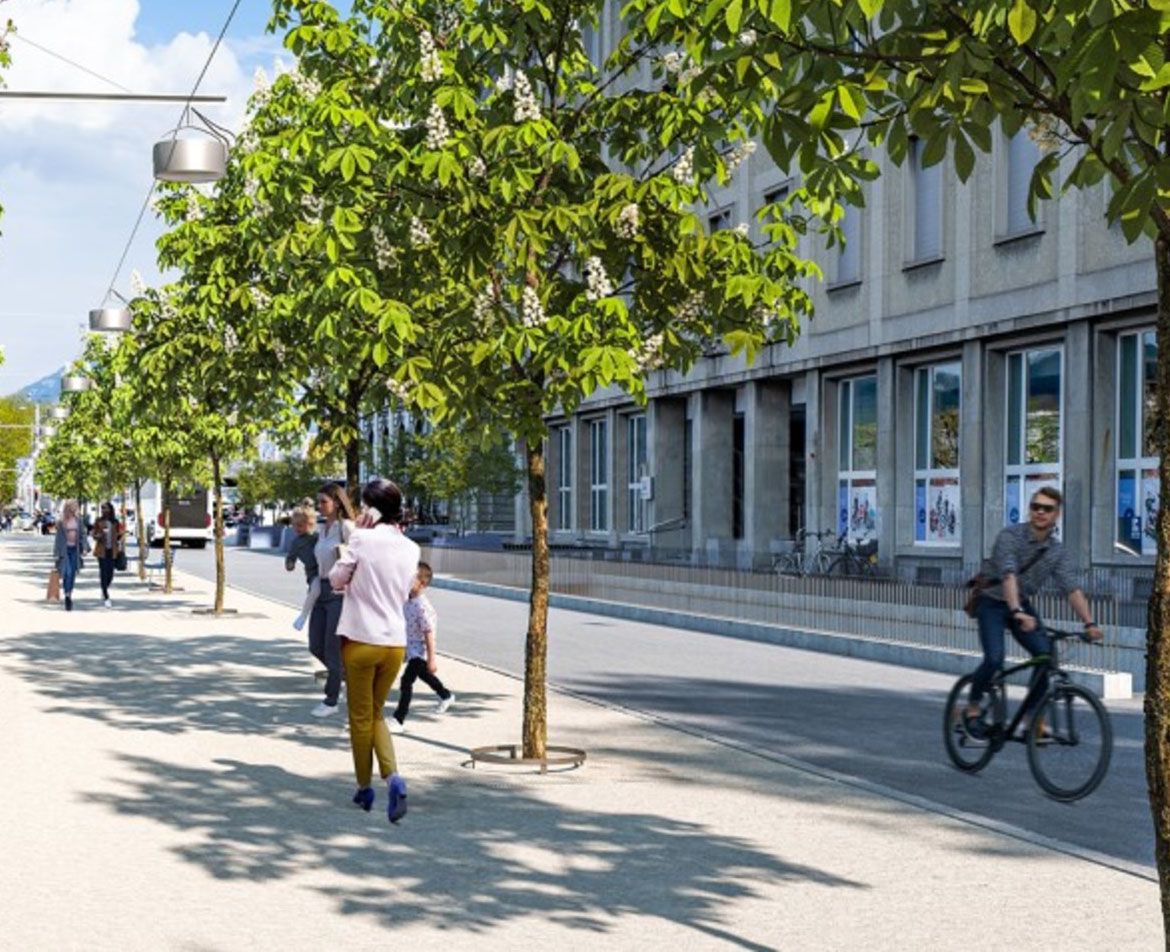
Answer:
[{"left": 404, "top": 593, "right": 437, "bottom": 661}]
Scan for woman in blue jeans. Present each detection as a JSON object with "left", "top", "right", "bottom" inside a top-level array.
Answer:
[{"left": 53, "top": 499, "right": 90, "bottom": 611}]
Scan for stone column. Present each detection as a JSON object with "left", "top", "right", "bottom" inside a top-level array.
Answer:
[
  {"left": 575, "top": 414, "right": 592, "bottom": 538},
  {"left": 804, "top": 369, "right": 824, "bottom": 537},
  {"left": 982, "top": 348, "right": 1008, "bottom": 548},
  {"left": 649, "top": 397, "right": 686, "bottom": 555},
  {"left": 875, "top": 357, "right": 896, "bottom": 570},
  {"left": 1063, "top": 320, "right": 1092, "bottom": 568},
  {"left": 960, "top": 339, "right": 986, "bottom": 569},
  {"left": 692, "top": 388, "right": 735, "bottom": 562},
  {"left": 744, "top": 379, "right": 790, "bottom": 568},
  {"left": 1090, "top": 329, "right": 1117, "bottom": 564}
]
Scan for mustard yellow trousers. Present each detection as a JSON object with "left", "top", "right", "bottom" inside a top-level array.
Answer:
[{"left": 341, "top": 640, "right": 405, "bottom": 788}]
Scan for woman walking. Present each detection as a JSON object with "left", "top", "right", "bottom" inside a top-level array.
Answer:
[
  {"left": 308, "top": 482, "right": 356, "bottom": 718},
  {"left": 92, "top": 502, "right": 124, "bottom": 608},
  {"left": 329, "top": 478, "right": 418, "bottom": 823},
  {"left": 53, "top": 500, "right": 90, "bottom": 611}
]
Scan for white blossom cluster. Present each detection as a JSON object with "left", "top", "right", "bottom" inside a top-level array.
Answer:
[
  {"left": 224, "top": 324, "right": 240, "bottom": 353},
  {"left": 425, "top": 102, "right": 450, "bottom": 150},
  {"left": 1027, "top": 115, "right": 1062, "bottom": 154},
  {"left": 615, "top": 202, "right": 640, "bottom": 239},
  {"left": 244, "top": 177, "right": 260, "bottom": 203},
  {"left": 289, "top": 67, "right": 323, "bottom": 100},
  {"left": 724, "top": 139, "right": 757, "bottom": 176},
  {"left": 248, "top": 67, "right": 272, "bottom": 113},
  {"left": 635, "top": 332, "right": 665, "bottom": 371},
  {"left": 410, "top": 216, "right": 433, "bottom": 247},
  {"left": 473, "top": 285, "right": 496, "bottom": 323},
  {"left": 678, "top": 291, "right": 704, "bottom": 322},
  {"left": 678, "top": 63, "right": 703, "bottom": 87},
  {"left": 436, "top": 5, "right": 460, "bottom": 35},
  {"left": 419, "top": 30, "right": 443, "bottom": 82},
  {"left": 468, "top": 155, "right": 487, "bottom": 179},
  {"left": 236, "top": 127, "right": 260, "bottom": 155},
  {"left": 371, "top": 225, "right": 398, "bottom": 271},
  {"left": 739, "top": 29, "right": 757, "bottom": 47},
  {"left": 512, "top": 71, "right": 541, "bottom": 123},
  {"left": 130, "top": 269, "right": 146, "bottom": 296},
  {"left": 521, "top": 285, "right": 546, "bottom": 327},
  {"left": 663, "top": 51, "right": 684, "bottom": 73},
  {"left": 733, "top": 222, "right": 750, "bottom": 239},
  {"left": 388, "top": 377, "right": 412, "bottom": 402},
  {"left": 673, "top": 146, "right": 695, "bottom": 185},
  {"left": 250, "top": 287, "right": 272, "bottom": 310},
  {"left": 585, "top": 257, "right": 614, "bottom": 301},
  {"left": 301, "top": 193, "right": 325, "bottom": 225},
  {"left": 185, "top": 193, "right": 204, "bottom": 223}
]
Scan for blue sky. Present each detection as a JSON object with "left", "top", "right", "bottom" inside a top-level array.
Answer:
[{"left": 0, "top": 0, "right": 297, "bottom": 394}]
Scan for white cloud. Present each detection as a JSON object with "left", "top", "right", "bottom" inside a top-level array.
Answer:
[{"left": 0, "top": 0, "right": 286, "bottom": 393}]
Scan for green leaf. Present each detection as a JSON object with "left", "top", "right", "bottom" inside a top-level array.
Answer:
[
  {"left": 725, "top": 0, "right": 744, "bottom": 33},
  {"left": 1007, "top": 0, "right": 1037, "bottom": 45},
  {"left": 756, "top": 0, "right": 791, "bottom": 33},
  {"left": 858, "top": 0, "right": 883, "bottom": 16}
]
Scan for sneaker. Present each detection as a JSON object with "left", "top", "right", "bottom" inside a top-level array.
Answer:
[
  {"left": 386, "top": 772, "right": 407, "bottom": 824},
  {"left": 963, "top": 711, "right": 987, "bottom": 740},
  {"left": 310, "top": 702, "right": 339, "bottom": 718},
  {"left": 436, "top": 693, "right": 455, "bottom": 714},
  {"left": 292, "top": 614, "right": 306, "bottom": 631},
  {"left": 65, "top": 596, "right": 72, "bottom": 611},
  {"left": 352, "top": 786, "right": 375, "bottom": 812},
  {"left": 104, "top": 598, "right": 112, "bottom": 609},
  {"left": 387, "top": 717, "right": 406, "bottom": 734}
]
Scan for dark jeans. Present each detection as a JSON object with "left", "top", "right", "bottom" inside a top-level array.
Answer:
[
  {"left": 969, "top": 596, "right": 1052, "bottom": 708},
  {"left": 99, "top": 554, "right": 115, "bottom": 599},
  {"left": 393, "top": 657, "right": 451, "bottom": 723},
  {"left": 308, "top": 591, "right": 344, "bottom": 706},
  {"left": 61, "top": 546, "right": 80, "bottom": 595}
]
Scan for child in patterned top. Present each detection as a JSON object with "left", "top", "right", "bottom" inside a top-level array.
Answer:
[{"left": 388, "top": 561, "right": 454, "bottom": 733}]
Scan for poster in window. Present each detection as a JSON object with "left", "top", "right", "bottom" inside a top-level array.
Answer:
[
  {"left": 847, "top": 480, "right": 878, "bottom": 542},
  {"left": 1143, "top": 469, "right": 1160, "bottom": 557},
  {"left": 838, "top": 481, "right": 849, "bottom": 536},
  {"left": 925, "top": 478, "right": 961, "bottom": 544},
  {"left": 1117, "top": 471, "right": 1141, "bottom": 556},
  {"left": 1005, "top": 478, "right": 1021, "bottom": 525},
  {"left": 915, "top": 480, "right": 927, "bottom": 542}
]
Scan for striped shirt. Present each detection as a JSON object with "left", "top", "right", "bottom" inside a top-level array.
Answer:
[{"left": 982, "top": 522, "right": 1079, "bottom": 601}]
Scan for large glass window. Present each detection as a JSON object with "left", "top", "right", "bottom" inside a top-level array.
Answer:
[
  {"left": 1117, "top": 330, "right": 1159, "bottom": 556},
  {"left": 914, "top": 362, "right": 961, "bottom": 545},
  {"left": 590, "top": 418, "right": 609, "bottom": 532},
  {"left": 838, "top": 375, "right": 878, "bottom": 543},
  {"left": 555, "top": 425, "right": 572, "bottom": 531},
  {"left": 834, "top": 203, "right": 862, "bottom": 285},
  {"left": 1005, "top": 131, "right": 1043, "bottom": 237},
  {"left": 1004, "top": 347, "right": 1062, "bottom": 527},
  {"left": 908, "top": 137, "right": 943, "bottom": 262},
  {"left": 626, "top": 414, "right": 647, "bottom": 533}
]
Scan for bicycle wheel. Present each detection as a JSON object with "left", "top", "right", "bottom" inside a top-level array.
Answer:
[
  {"left": 774, "top": 553, "right": 802, "bottom": 576},
  {"left": 943, "top": 675, "right": 1004, "bottom": 773},
  {"left": 1027, "top": 683, "right": 1112, "bottom": 802}
]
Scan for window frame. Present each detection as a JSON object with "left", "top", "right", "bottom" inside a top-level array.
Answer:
[
  {"left": 626, "top": 413, "right": 648, "bottom": 534},
  {"left": 999, "top": 130, "right": 1046, "bottom": 241},
  {"left": 913, "top": 362, "right": 962, "bottom": 547},
  {"left": 829, "top": 201, "right": 863, "bottom": 288},
  {"left": 1003, "top": 345, "right": 1064, "bottom": 531},
  {"left": 837, "top": 374, "right": 878, "bottom": 544},
  {"left": 589, "top": 417, "right": 609, "bottom": 533},
  {"left": 555, "top": 425, "right": 573, "bottom": 532},
  {"left": 1116, "top": 328, "right": 1159, "bottom": 557},
  {"left": 906, "top": 137, "right": 944, "bottom": 267}
]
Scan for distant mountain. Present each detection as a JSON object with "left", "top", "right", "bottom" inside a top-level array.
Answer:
[{"left": 11, "top": 368, "right": 64, "bottom": 404}]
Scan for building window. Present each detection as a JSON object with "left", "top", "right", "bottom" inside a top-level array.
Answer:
[
  {"left": 1004, "top": 347, "right": 1062, "bottom": 527},
  {"left": 838, "top": 375, "right": 878, "bottom": 542},
  {"left": 914, "top": 362, "right": 961, "bottom": 545},
  {"left": 589, "top": 418, "right": 609, "bottom": 532},
  {"left": 832, "top": 202, "right": 862, "bottom": 285},
  {"left": 908, "top": 137, "right": 943, "bottom": 263},
  {"left": 626, "top": 414, "right": 648, "bottom": 533},
  {"left": 1117, "top": 330, "right": 1159, "bottom": 556},
  {"left": 709, "top": 207, "right": 733, "bottom": 233},
  {"left": 555, "top": 425, "right": 572, "bottom": 531},
  {"left": 732, "top": 413, "right": 745, "bottom": 540},
  {"left": 1005, "top": 131, "right": 1043, "bottom": 237}
]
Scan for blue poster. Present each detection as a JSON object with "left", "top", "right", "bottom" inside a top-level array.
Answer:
[
  {"left": 838, "top": 481, "right": 848, "bottom": 536},
  {"left": 1118, "top": 472, "right": 1140, "bottom": 556},
  {"left": 1006, "top": 479, "right": 1020, "bottom": 525},
  {"left": 915, "top": 481, "right": 926, "bottom": 542}
]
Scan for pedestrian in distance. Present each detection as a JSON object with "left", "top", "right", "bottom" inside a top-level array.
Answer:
[
  {"left": 308, "top": 482, "right": 356, "bottom": 718},
  {"left": 388, "top": 561, "right": 454, "bottom": 734},
  {"left": 329, "top": 477, "right": 418, "bottom": 824},
  {"left": 92, "top": 501, "right": 125, "bottom": 608},
  {"left": 53, "top": 500, "right": 90, "bottom": 612},
  {"left": 284, "top": 504, "right": 320, "bottom": 632},
  {"left": 964, "top": 486, "right": 1103, "bottom": 736}
]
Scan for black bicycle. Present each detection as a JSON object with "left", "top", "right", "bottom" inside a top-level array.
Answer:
[{"left": 943, "top": 627, "right": 1112, "bottom": 802}]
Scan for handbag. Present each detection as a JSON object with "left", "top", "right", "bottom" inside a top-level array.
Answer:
[
  {"left": 46, "top": 569, "right": 61, "bottom": 602},
  {"left": 115, "top": 550, "right": 128, "bottom": 572},
  {"left": 963, "top": 546, "right": 1048, "bottom": 618}
]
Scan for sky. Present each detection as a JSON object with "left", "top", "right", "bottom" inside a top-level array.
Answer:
[{"left": 0, "top": 0, "right": 292, "bottom": 394}]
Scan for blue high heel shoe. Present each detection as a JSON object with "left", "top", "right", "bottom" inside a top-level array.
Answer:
[
  {"left": 352, "top": 786, "right": 375, "bottom": 812},
  {"left": 386, "top": 773, "right": 407, "bottom": 824}
]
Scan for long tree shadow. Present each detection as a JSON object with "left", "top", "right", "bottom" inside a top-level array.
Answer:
[
  {"left": 89, "top": 753, "right": 866, "bottom": 948},
  {"left": 0, "top": 631, "right": 504, "bottom": 752},
  {"left": 559, "top": 672, "right": 1152, "bottom": 868}
]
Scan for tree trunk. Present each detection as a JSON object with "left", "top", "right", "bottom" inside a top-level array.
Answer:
[
  {"left": 346, "top": 435, "right": 361, "bottom": 498},
  {"left": 1148, "top": 234, "right": 1170, "bottom": 945},
  {"left": 163, "top": 476, "right": 173, "bottom": 595},
  {"left": 135, "top": 480, "right": 146, "bottom": 581},
  {"left": 212, "top": 454, "right": 225, "bottom": 614},
  {"left": 522, "top": 439, "right": 550, "bottom": 760}
]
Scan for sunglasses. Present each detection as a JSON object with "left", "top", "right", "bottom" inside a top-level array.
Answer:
[{"left": 1030, "top": 502, "right": 1057, "bottom": 514}]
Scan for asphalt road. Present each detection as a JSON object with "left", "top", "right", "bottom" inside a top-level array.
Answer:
[{"left": 180, "top": 544, "right": 1152, "bottom": 870}]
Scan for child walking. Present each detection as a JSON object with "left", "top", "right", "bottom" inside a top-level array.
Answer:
[
  {"left": 284, "top": 505, "right": 320, "bottom": 631},
  {"left": 389, "top": 562, "right": 454, "bottom": 733}
]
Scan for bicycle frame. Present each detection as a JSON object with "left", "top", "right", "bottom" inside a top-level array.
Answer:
[{"left": 987, "top": 630, "right": 1072, "bottom": 745}]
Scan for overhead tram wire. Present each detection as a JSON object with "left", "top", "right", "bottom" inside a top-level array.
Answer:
[
  {"left": 97, "top": 0, "right": 246, "bottom": 307},
  {"left": 8, "top": 33, "right": 134, "bottom": 92}
]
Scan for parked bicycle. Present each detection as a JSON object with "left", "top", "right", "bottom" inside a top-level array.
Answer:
[
  {"left": 772, "top": 528, "right": 836, "bottom": 576},
  {"left": 942, "top": 626, "right": 1112, "bottom": 801},
  {"left": 818, "top": 531, "right": 878, "bottom": 577}
]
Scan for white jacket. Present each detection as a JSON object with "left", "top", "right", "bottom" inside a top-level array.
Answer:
[{"left": 329, "top": 524, "right": 419, "bottom": 647}]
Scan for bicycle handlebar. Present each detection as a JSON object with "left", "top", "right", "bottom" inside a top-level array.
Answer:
[{"left": 1044, "top": 626, "right": 1101, "bottom": 643}]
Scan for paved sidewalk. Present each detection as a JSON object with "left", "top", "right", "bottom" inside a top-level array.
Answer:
[{"left": 0, "top": 536, "right": 1159, "bottom": 951}]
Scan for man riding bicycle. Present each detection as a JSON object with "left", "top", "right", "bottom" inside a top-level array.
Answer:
[{"left": 965, "top": 486, "right": 1103, "bottom": 735}]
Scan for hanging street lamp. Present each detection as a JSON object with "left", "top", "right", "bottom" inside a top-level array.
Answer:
[
  {"left": 153, "top": 108, "right": 231, "bottom": 184},
  {"left": 89, "top": 290, "right": 133, "bottom": 333},
  {"left": 49, "top": 406, "right": 70, "bottom": 421},
  {"left": 60, "top": 374, "right": 92, "bottom": 394}
]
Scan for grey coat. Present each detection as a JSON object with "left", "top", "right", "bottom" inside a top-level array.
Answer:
[{"left": 53, "top": 517, "right": 91, "bottom": 570}]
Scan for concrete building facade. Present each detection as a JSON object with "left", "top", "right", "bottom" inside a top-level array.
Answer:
[{"left": 540, "top": 42, "right": 1158, "bottom": 579}]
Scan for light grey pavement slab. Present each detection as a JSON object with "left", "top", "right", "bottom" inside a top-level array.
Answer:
[
  {"left": 178, "top": 544, "right": 1153, "bottom": 870},
  {"left": 0, "top": 534, "right": 1161, "bottom": 950}
]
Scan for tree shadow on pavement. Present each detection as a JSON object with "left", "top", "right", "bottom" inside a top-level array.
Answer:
[
  {"left": 0, "top": 631, "right": 504, "bottom": 752},
  {"left": 558, "top": 672, "right": 1152, "bottom": 869},
  {"left": 88, "top": 753, "right": 867, "bottom": 948}
]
